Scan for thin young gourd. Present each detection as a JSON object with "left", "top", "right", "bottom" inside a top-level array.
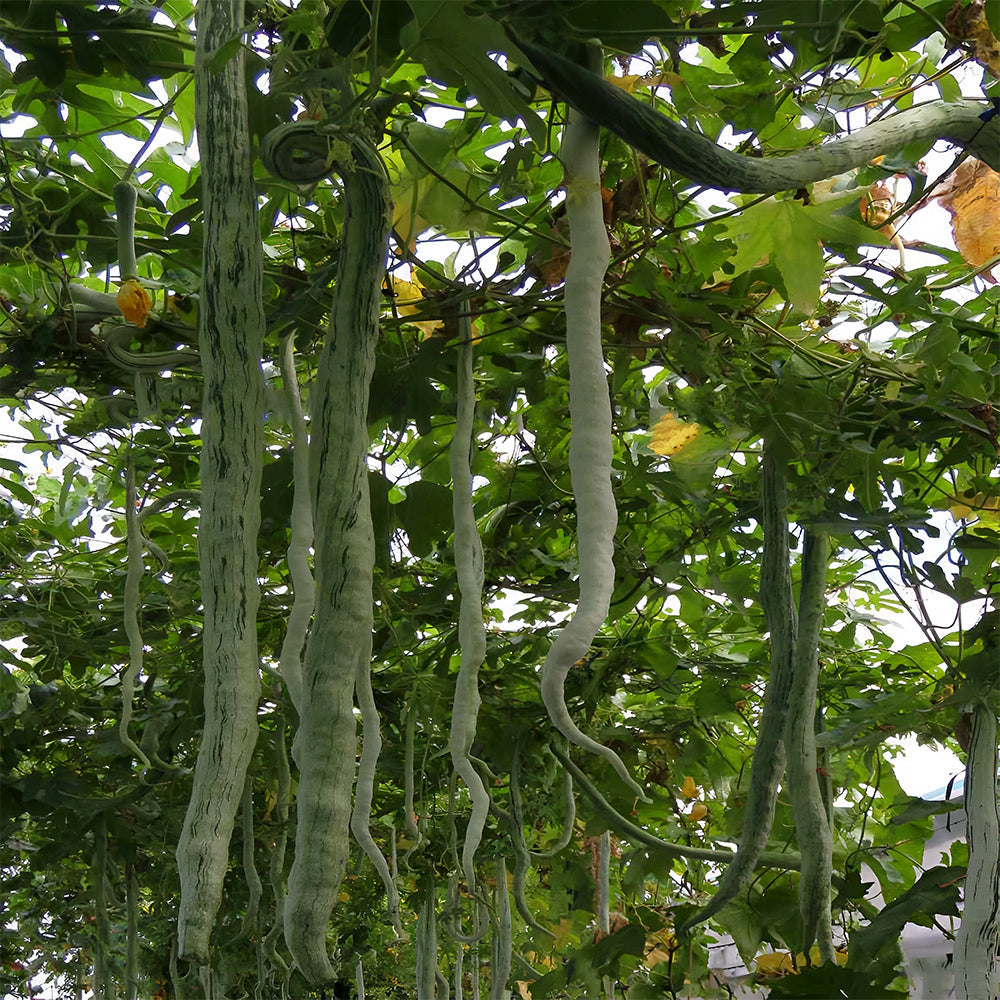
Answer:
[
  {"left": 92, "top": 815, "right": 111, "bottom": 1000},
  {"left": 275, "top": 333, "right": 312, "bottom": 714},
  {"left": 679, "top": 448, "right": 798, "bottom": 935},
  {"left": 530, "top": 745, "right": 576, "bottom": 858},
  {"left": 404, "top": 686, "right": 425, "bottom": 851},
  {"left": 784, "top": 530, "right": 835, "bottom": 961},
  {"left": 598, "top": 831, "right": 615, "bottom": 1000},
  {"left": 240, "top": 773, "right": 263, "bottom": 937},
  {"left": 120, "top": 463, "right": 151, "bottom": 769},
  {"left": 490, "top": 857, "right": 513, "bottom": 1000},
  {"left": 416, "top": 878, "right": 439, "bottom": 1000},
  {"left": 455, "top": 938, "right": 464, "bottom": 1000},
  {"left": 261, "top": 714, "right": 292, "bottom": 982},
  {"left": 444, "top": 873, "right": 489, "bottom": 945},
  {"left": 260, "top": 120, "right": 391, "bottom": 984},
  {"left": 540, "top": 45, "right": 648, "bottom": 804},
  {"left": 113, "top": 177, "right": 151, "bottom": 771},
  {"left": 351, "top": 655, "right": 404, "bottom": 938},
  {"left": 125, "top": 858, "right": 139, "bottom": 1000},
  {"left": 448, "top": 306, "right": 492, "bottom": 896},
  {"left": 175, "top": 0, "right": 266, "bottom": 963},
  {"left": 509, "top": 748, "right": 555, "bottom": 937}
]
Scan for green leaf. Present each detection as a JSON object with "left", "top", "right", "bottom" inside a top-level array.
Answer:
[
  {"left": 401, "top": 1, "right": 547, "bottom": 147},
  {"left": 847, "top": 866, "right": 963, "bottom": 970}
]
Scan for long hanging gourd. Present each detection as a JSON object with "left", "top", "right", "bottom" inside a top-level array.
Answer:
[
  {"left": 260, "top": 119, "right": 391, "bottom": 984},
  {"left": 680, "top": 448, "right": 797, "bottom": 935},
  {"left": 540, "top": 45, "right": 648, "bottom": 803},
  {"left": 175, "top": 0, "right": 266, "bottom": 964},
  {"left": 114, "top": 178, "right": 150, "bottom": 770},
  {"left": 954, "top": 704, "right": 1000, "bottom": 1000},
  {"left": 448, "top": 306, "right": 492, "bottom": 896},
  {"left": 513, "top": 40, "right": 1000, "bottom": 189},
  {"left": 784, "top": 531, "right": 835, "bottom": 961}
]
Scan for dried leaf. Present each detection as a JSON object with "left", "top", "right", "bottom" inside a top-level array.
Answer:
[
  {"left": 945, "top": 0, "right": 1000, "bottom": 78},
  {"left": 935, "top": 159, "right": 1000, "bottom": 279}
]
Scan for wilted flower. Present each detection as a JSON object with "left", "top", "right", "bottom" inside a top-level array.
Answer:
[{"left": 117, "top": 280, "right": 151, "bottom": 327}]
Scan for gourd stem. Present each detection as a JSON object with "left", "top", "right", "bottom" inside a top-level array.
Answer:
[{"left": 113, "top": 180, "right": 139, "bottom": 279}]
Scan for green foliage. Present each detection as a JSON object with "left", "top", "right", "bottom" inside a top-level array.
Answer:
[{"left": 1, "top": 0, "right": 998, "bottom": 995}]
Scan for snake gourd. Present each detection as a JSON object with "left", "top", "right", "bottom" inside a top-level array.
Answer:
[
  {"left": 175, "top": 0, "right": 266, "bottom": 965},
  {"left": 515, "top": 39, "right": 1000, "bottom": 192},
  {"left": 261, "top": 120, "right": 391, "bottom": 986}
]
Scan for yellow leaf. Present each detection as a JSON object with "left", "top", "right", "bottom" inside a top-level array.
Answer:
[
  {"left": 644, "top": 946, "right": 672, "bottom": 968},
  {"left": 686, "top": 802, "right": 707, "bottom": 821},
  {"left": 681, "top": 775, "right": 698, "bottom": 799},
  {"left": 938, "top": 491, "right": 1000, "bottom": 522},
  {"left": 792, "top": 946, "right": 849, "bottom": 969},
  {"left": 755, "top": 951, "right": 794, "bottom": 977},
  {"left": 606, "top": 73, "right": 646, "bottom": 93},
  {"left": 117, "top": 280, "right": 152, "bottom": 327},
  {"left": 945, "top": 1, "right": 1000, "bottom": 78},
  {"left": 388, "top": 271, "right": 440, "bottom": 338},
  {"left": 649, "top": 413, "right": 700, "bottom": 456}
]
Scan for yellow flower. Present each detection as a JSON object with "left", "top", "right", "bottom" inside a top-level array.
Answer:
[
  {"left": 686, "top": 803, "right": 708, "bottom": 822},
  {"left": 117, "top": 280, "right": 151, "bottom": 327}
]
